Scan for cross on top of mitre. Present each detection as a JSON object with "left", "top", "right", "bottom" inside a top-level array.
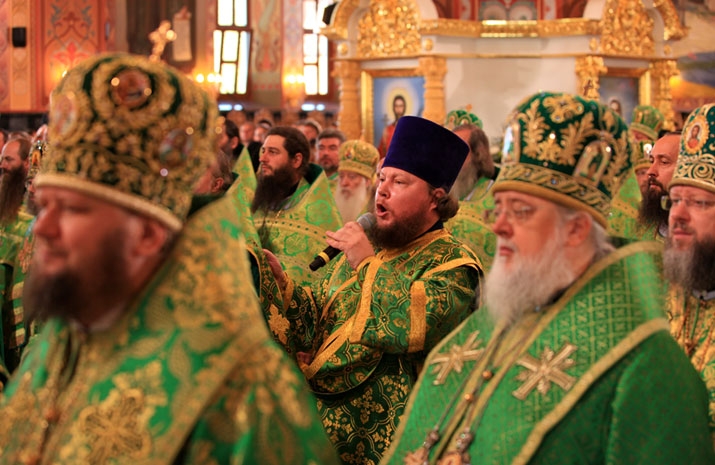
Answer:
[{"left": 149, "top": 20, "right": 177, "bottom": 62}]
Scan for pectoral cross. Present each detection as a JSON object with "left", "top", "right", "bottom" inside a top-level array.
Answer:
[{"left": 512, "top": 343, "right": 577, "bottom": 400}]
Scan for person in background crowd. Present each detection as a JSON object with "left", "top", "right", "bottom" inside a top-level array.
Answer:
[{"left": 333, "top": 139, "right": 379, "bottom": 223}]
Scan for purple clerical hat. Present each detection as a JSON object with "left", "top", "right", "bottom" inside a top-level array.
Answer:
[{"left": 382, "top": 116, "right": 468, "bottom": 191}]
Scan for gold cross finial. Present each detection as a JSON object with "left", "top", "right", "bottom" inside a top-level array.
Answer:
[{"left": 149, "top": 20, "right": 177, "bottom": 62}]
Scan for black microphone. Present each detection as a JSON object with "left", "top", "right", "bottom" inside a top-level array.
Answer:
[{"left": 309, "top": 213, "right": 376, "bottom": 271}]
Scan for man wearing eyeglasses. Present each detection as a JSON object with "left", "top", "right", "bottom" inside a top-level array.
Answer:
[
  {"left": 664, "top": 103, "right": 715, "bottom": 445},
  {"left": 381, "top": 92, "right": 714, "bottom": 465}
]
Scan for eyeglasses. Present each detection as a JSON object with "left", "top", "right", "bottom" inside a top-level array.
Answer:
[
  {"left": 483, "top": 203, "right": 536, "bottom": 225},
  {"left": 661, "top": 195, "right": 715, "bottom": 211}
]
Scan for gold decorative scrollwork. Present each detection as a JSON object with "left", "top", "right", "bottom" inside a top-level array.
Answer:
[
  {"left": 600, "top": 0, "right": 654, "bottom": 57},
  {"left": 419, "top": 18, "right": 600, "bottom": 38},
  {"left": 575, "top": 56, "right": 608, "bottom": 101},
  {"left": 357, "top": 0, "right": 421, "bottom": 58},
  {"left": 653, "top": 0, "right": 687, "bottom": 41},
  {"left": 333, "top": 61, "right": 363, "bottom": 140},
  {"left": 417, "top": 56, "right": 447, "bottom": 125},
  {"left": 649, "top": 59, "right": 679, "bottom": 130}
]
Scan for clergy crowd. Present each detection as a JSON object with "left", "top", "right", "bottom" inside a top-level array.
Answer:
[{"left": 0, "top": 52, "right": 714, "bottom": 464}]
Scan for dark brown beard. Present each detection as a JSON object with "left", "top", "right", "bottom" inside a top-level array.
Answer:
[
  {"left": 251, "top": 165, "right": 298, "bottom": 213},
  {"left": 371, "top": 214, "right": 428, "bottom": 250},
  {"left": 638, "top": 186, "right": 668, "bottom": 228},
  {"left": 664, "top": 236, "right": 715, "bottom": 291},
  {"left": 24, "top": 229, "right": 132, "bottom": 325},
  {"left": 0, "top": 167, "right": 26, "bottom": 224}
]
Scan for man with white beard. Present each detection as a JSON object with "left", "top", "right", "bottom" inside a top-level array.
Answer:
[
  {"left": 381, "top": 92, "right": 714, "bottom": 465},
  {"left": 332, "top": 139, "right": 378, "bottom": 223},
  {"left": 664, "top": 103, "right": 715, "bottom": 444}
]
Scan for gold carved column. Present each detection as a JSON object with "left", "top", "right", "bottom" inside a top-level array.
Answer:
[
  {"left": 649, "top": 59, "right": 678, "bottom": 131},
  {"left": 418, "top": 56, "right": 447, "bottom": 125},
  {"left": 333, "top": 60, "right": 362, "bottom": 140},
  {"left": 575, "top": 55, "right": 607, "bottom": 101}
]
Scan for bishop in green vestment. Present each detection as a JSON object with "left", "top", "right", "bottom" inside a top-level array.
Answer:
[
  {"left": 663, "top": 102, "right": 715, "bottom": 446},
  {"left": 265, "top": 117, "right": 482, "bottom": 465},
  {"left": 0, "top": 53, "right": 338, "bottom": 465},
  {"left": 382, "top": 92, "right": 714, "bottom": 465}
]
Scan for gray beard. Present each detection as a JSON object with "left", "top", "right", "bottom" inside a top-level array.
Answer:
[
  {"left": 333, "top": 184, "right": 369, "bottom": 223},
  {"left": 485, "top": 231, "right": 576, "bottom": 326}
]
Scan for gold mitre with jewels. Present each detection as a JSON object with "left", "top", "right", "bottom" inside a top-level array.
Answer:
[
  {"left": 338, "top": 140, "right": 379, "bottom": 180},
  {"left": 670, "top": 103, "right": 715, "bottom": 194},
  {"left": 38, "top": 52, "right": 218, "bottom": 231},
  {"left": 444, "top": 106, "right": 483, "bottom": 130},
  {"left": 493, "top": 91, "right": 631, "bottom": 227}
]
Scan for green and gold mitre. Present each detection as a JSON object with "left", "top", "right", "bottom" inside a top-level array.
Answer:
[
  {"left": 38, "top": 52, "right": 218, "bottom": 232},
  {"left": 494, "top": 91, "right": 631, "bottom": 227},
  {"left": 629, "top": 105, "right": 663, "bottom": 171},
  {"left": 338, "top": 139, "right": 379, "bottom": 180},
  {"left": 670, "top": 103, "right": 715, "bottom": 194},
  {"left": 630, "top": 104, "right": 664, "bottom": 142},
  {"left": 444, "top": 106, "right": 483, "bottom": 130}
]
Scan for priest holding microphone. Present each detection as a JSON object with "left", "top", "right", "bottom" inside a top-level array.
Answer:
[{"left": 264, "top": 116, "right": 482, "bottom": 465}]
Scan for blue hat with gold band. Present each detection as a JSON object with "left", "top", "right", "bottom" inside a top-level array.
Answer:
[
  {"left": 670, "top": 103, "right": 715, "bottom": 194},
  {"left": 382, "top": 116, "right": 469, "bottom": 191},
  {"left": 37, "top": 53, "right": 218, "bottom": 232},
  {"left": 493, "top": 92, "right": 631, "bottom": 228}
]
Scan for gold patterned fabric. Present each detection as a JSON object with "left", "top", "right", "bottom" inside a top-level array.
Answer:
[
  {"left": 268, "top": 228, "right": 481, "bottom": 464},
  {"left": 667, "top": 287, "right": 715, "bottom": 444},
  {"left": 382, "top": 243, "right": 714, "bottom": 464},
  {"left": 0, "top": 197, "right": 338, "bottom": 464},
  {"left": 446, "top": 178, "right": 495, "bottom": 270},
  {"left": 252, "top": 164, "right": 343, "bottom": 287}
]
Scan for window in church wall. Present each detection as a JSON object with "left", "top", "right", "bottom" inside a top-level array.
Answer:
[
  {"left": 302, "top": 0, "right": 334, "bottom": 100},
  {"left": 215, "top": 0, "right": 251, "bottom": 97}
]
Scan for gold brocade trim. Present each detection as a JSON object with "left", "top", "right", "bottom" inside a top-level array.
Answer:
[
  {"left": 349, "top": 257, "right": 382, "bottom": 343},
  {"left": 35, "top": 173, "right": 183, "bottom": 232},
  {"left": 11, "top": 282, "right": 23, "bottom": 300},
  {"left": 423, "top": 257, "right": 480, "bottom": 278},
  {"left": 669, "top": 178, "right": 715, "bottom": 196},
  {"left": 408, "top": 281, "right": 427, "bottom": 353},
  {"left": 492, "top": 179, "right": 609, "bottom": 228},
  {"left": 512, "top": 318, "right": 669, "bottom": 465},
  {"left": 282, "top": 278, "right": 295, "bottom": 312},
  {"left": 611, "top": 197, "right": 638, "bottom": 219}
]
